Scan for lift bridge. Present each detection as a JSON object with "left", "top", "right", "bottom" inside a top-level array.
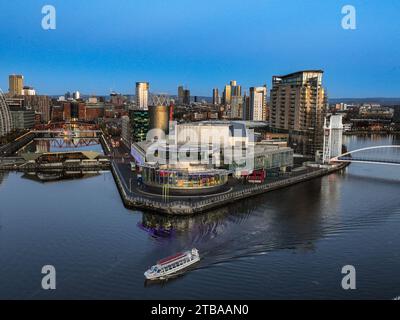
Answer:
[{"left": 331, "top": 146, "right": 400, "bottom": 166}]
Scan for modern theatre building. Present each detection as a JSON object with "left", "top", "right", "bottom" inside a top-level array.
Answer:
[{"left": 131, "top": 121, "right": 294, "bottom": 195}]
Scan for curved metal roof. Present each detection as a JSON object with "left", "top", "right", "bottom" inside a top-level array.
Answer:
[{"left": 0, "top": 89, "right": 13, "bottom": 137}]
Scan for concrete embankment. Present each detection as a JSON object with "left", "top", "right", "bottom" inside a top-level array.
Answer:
[{"left": 111, "top": 161, "right": 347, "bottom": 216}]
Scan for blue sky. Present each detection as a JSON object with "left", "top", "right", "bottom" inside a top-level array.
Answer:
[{"left": 0, "top": 0, "right": 399, "bottom": 97}]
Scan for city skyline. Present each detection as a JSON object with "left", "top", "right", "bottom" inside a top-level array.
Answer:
[
  {"left": 1, "top": 1, "right": 400, "bottom": 304},
  {"left": 1, "top": 0, "right": 399, "bottom": 97}
]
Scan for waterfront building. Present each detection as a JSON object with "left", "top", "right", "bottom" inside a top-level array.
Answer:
[
  {"left": 249, "top": 86, "right": 267, "bottom": 121},
  {"left": 359, "top": 104, "right": 394, "bottom": 119},
  {"left": 140, "top": 164, "right": 229, "bottom": 195},
  {"left": 174, "top": 121, "right": 250, "bottom": 155},
  {"left": 132, "top": 141, "right": 230, "bottom": 195},
  {"left": 322, "top": 114, "right": 344, "bottom": 164},
  {"left": 0, "top": 89, "right": 13, "bottom": 136},
  {"left": 121, "top": 115, "right": 131, "bottom": 148},
  {"left": 129, "top": 109, "right": 149, "bottom": 142},
  {"left": 136, "top": 82, "right": 149, "bottom": 110},
  {"left": 269, "top": 70, "right": 328, "bottom": 157},
  {"left": 8, "top": 74, "right": 24, "bottom": 96},
  {"left": 132, "top": 120, "right": 294, "bottom": 193},
  {"left": 234, "top": 141, "right": 294, "bottom": 180}
]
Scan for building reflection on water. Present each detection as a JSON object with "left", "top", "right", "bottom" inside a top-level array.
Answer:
[
  {"left": 139, "top": 176, "right": 342, "bottom": 260},
  {"left": 0, "top": 171, "right": 8, "bottom": 187},
  {"left": 21, "top": 171, "right": 101, "bottom": 183}
]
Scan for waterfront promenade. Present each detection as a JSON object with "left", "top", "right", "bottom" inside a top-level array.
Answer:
[
  {"left": 0, "top": 129, "right": 347, "bottom": 215},
  {"left": 111, "top": 158, "right": 347, "bottom": 215}
]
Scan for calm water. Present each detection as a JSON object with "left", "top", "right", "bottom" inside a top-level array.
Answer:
[{"left": 0, "top": 135, "right": 400, "bottom": 299}]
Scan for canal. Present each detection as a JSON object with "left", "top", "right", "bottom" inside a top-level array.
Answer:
[{"left": 0, "top": 135, "right": 399, "bottom": 299}]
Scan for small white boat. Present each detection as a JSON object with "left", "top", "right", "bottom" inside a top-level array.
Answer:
[{"left": 144, "top": 248, "right": 200, "bottom": 280}]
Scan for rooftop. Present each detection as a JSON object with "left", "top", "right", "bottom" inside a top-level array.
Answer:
[{"left": 275, "top": 70, "right": 324, "bottom": 78}]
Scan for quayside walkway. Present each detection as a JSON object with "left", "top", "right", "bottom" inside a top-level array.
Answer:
[{"left": 111, "top": 159, "right": 347, "bottom": 215}]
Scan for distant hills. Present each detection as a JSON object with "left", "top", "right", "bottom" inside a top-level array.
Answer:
[{"left": 329, "top": 98, "right": 400, "bottom": 106}]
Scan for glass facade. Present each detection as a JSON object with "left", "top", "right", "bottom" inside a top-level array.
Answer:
[
  {"left": 253, "top": 150, "right": 293, "bottom": 170},
  {"left": 129, "top": 110, "right": 149, "bottom": 142},
  {"left": 141, "top": 166, "right": 228, "bottom": 190}
]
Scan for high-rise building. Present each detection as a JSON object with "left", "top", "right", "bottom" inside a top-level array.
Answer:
[
  {"left": 178, "top": 86, "right": 184, "bottom": 105},
  {"left": 149, "top": 105, "right": 169, "bottom": 136},
  {"left": 242, "top": 93, "right": 250, "bottom": 121},
  {"left": 0, "top": 89, "right": 13, "bottom": 136},
  {"left": 231, "top": 80, "right": 241, "bottom": 97},
  {"left": 183, "top": 89, "right": 190, "bottom": 105},
  {"left": 129, "top": 109, "right": 149, "bottom": 142},
  {"left": 230, "top": 96, "right": 243, "bottom": 119},
  {"left": 322, "top": 114, "right": 343, "bottom": 163},
  {"left": 73, "top": 91, "right": 81, "bottom": 100},
  {"left": 269, "top": 70, "right": 328, "bottom": 156},
  {"left": 135, "top": 82, "right": 149, "bottom": 110},
  {"left": 212, "top": 88, "right": 219, "bottom": 105},
  {"left": 9, "top": 74, "right": 24, "bottom": 96},
  {"left": 249, "top": 86, "right": 267, "bottom": 121},
  {"left": 223, "top": 84, "right": 232, "bottom": 105},
  {"left": 121, "top": 115, "right": 131, "bottom": 148},
  {"left": 223, "top": 80, "right": 241, "bottom": 106}
]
